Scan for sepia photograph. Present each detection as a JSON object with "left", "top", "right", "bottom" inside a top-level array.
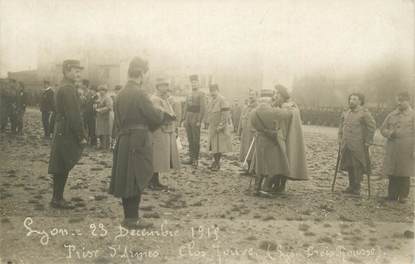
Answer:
[{"left": 0, "top": 0, "right": 414, "bottom": 263}]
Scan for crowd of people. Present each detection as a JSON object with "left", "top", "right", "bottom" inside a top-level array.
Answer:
[
  {"left": 1, "top": 56, "right": 413, "bottom": 230},
  {"left": 299, "top": 106, "right": 393, "bottom": 128},
  {"left": 0, "top": 79, "right": 28, "bottom": 135}
]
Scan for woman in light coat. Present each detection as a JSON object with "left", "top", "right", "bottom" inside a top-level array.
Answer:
[{"left": 95, "top": 85, "right": 113, "bottom": 149}]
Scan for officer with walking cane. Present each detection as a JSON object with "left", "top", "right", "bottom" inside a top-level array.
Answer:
[{"left": 333, "top": 93, "right": 376, "bottom": 196}]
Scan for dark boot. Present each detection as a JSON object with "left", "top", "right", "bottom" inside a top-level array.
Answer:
[
  {"left": 254, "top": 175, "right": 264, "bottom": 196},
  {"left": 153, "top": 173, "right": 168, "bottom": 190},
  {"left": 50, "top": 172, "right": 73, "bottom": 209},
  {"left": 277, "top": 176, "right": 287, "bottom": 193}
]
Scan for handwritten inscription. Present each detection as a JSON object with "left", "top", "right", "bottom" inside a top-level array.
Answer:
[
  {"left": 22, "top": 218, "right": 388, "bottom": 263},
  {"left": 24, "top": 217, "right": 71, "bottom": 245}
]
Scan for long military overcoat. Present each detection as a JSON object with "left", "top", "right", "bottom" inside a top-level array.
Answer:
[
  {"left": 151, "top": 94, "right": 180, "bottom": 172},
  {"left": 109, "top": 80, "right": 164, "bottom": 198},
  {"left": 207, "top": 94, "right": 232, "bottom": 153},
  {"left": 48, "top": 78, "right": 85, "bottom": 174},
  {"left": 338, "top": 106, "right": 376, "bottom": 174},
  {"left": 251, "top": 103, "right": 292, "bottom": 177},
  {"left": 380, "top": 108, "right": 414, "bottom": 178},
  {"left": 238, "top": 103, "right": 257, "bottom": 162}
]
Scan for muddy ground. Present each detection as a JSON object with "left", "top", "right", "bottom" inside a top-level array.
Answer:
[{"left": 0, "top": 108, "right": 413, "bottom": 264}]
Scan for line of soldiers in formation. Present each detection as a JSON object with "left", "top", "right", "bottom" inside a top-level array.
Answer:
[
  {"left": 299, "top": 106, "right": 392, "bottom": 128},
  {"left": 0, "top": 79, "right": 27, "bottom": 134},
  {"left": 4, "top": 56, "right": 413, "bottom": 230}
]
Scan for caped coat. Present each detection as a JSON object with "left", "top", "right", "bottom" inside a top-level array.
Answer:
[
  {"left": 95, "top": 94, "right": 113, "bottom": 136},
  {"left": 380, "top": 108, "right": 414, "bottom": 178},
  {"left": 151, "top": 94, "right": 180, "bottom": 172},
  {"left": 207, "top": 94, "right": 233, "bottom": 153},
  {"left": 338, "top": 106, "right": 376, "bottom": 173},
  {"left": 109, "top": 80, "right": 164, "bottom": 198},
  {"left": 281, "top": 101, "right": 308, "bottom": 180},
  {"left": 238, "top": 102, "right": 257, "bottom": 162},
  {"left": 48, "top": 78, "right": 85, "bottom": 174}
]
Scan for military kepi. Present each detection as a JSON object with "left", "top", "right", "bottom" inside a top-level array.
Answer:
[
  {"left": 189, "top": 74, "right": 198, "bottom": 81},
  {"left": 62, "top": 60, "right": 84, "bottom": 71},
  {"left": 129, "top": 56, "right": 149, "bottom": 74}
]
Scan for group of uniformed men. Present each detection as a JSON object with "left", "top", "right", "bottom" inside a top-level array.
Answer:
[
  {"left": 0, "top": 79, "right": 27, "bottom": 135},
  {"left": 44, "top": 56, "right": 413, "bottom": 229}
]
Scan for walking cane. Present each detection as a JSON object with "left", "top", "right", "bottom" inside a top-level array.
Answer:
[
  {"left": 331, "top": 144, "right": 342, "bottom": 192},
  {"left": 365, "top": 145, "right": 371, "bottom": 197}
]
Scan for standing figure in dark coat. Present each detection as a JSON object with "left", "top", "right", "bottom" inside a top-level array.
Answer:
[
  {"left": 110, "top": 57, "right": 167, "bottom": 229},
  {"left": 183, "top": 75, "right": 206, "bottom": 168},
  {"left": 231, "top": 99, "right": 242, "bottom": 133},
  {"left": 14, "top": 82, "right": 27, "bottom": 135},
  {"left": 1, "top": 80, "right": 15, "bottom": 133},
  {"left": 84, "top": 84, "right": 98, "bottom": 146},
  {"left": 48, "top": 60, "right": 86, "bottom": 209},
  {"left": 40, "top": 80, "right": 55, "bottom": 139},
  {"left": 380, "top": 92, "right": 414, "bottom": 203},
  {"left": 338, "top": 93, "right": 376, "bottom": 195}
]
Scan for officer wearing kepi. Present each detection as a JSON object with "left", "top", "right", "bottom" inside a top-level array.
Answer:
[
  {"left": 48, "top": 60, "right": 87, "bottom": 209},
  {"left": 110, "top": 57, "right": 171, "bottom": 229},
  {"left": 183, "top": 75, "right": 206, "bottom": 168}
]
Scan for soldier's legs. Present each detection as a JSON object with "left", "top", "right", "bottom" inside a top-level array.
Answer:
[
  {"left": 353, "top": 166, "right": 363, "bottom": 193},
  {"left": 397, "top": 177, "right": 410, "bottom": 202},
  {"left": 0, "top": 107, "right": 5, "bottom": 132},
  {"left": 387, "top": 176, "right": 399, "bottom": 200},
  {"left": 278, "top": 176, "right": 287, "bottom": 192},
  {"left": 16, "top": 111, "right": 24, "bottom": 134},
  {"left": 41, "top": 111, "right": 51, "bottom": 137},
  {"left": 122, "top": 194, "right": 141, "bottom": 220},
  {"left": 49, "top": 112, "right": 56, "bottom": 136},
  {"left": 9, "top": 110, "right": 17, "bottom": 134},
  {"left": 193, "top": 124, "right": 201, "bottom": 160},
  {"left": 185, "top": 123, "right": 194, "bottom": 161},
  {"left": 51, "top": 170, "right": 72, "bottom": 209},
  {"left": 254, "top": 174, "right": 265, "bottom": 195},
  {"left": 262, "top": 175, "right": 276, "bottom": 192},
  {"left": 86, "top": 116, "right": 97, "bottom": 146}
]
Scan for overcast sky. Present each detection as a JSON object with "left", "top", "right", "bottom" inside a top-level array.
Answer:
[{"left": 0, "top": 0, "right": 413, "bottom": 87}]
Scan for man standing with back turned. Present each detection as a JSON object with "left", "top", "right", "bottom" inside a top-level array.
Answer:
[
  {"left": 48, "top": 60, "right": 86, "bottom": 209},
  {"left": 110, "top": 57, "right": 170, "bottom": 229}
]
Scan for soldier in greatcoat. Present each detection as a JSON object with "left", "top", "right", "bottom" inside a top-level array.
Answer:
[
  {"left": 338, "top": 93, "right": 376, "bottom": 195},
  {"left": 48, "top": 60, "right": 86, "bottom": 209},
  {"left": 14, "top": 82, "right": 27, "bottom": 135},
  {"left": 380, "top": 91, "right": 414, "bottom": 203},
  {"left": 183, "top": 75, "right": 206, "bottom": 168},
  {"left": 109, "top": 57, "right": 171, "bottom": 229},
  {"left": 207, "top": 84, "right": 232, "bottom": 171},
  {"left": 267, "top": 85, "right": 308, "bottom": 193},
  {"left": 238, "top": 90, "right": 257, "bottom": 175},
  {"left": 250, "top": 89, "right": 291, "bottom": 195},
  {"left": 40, "top": 80, "right": 55, "bottom": 139},
  {"left": 149, "top": 78, "right": 180, "bottom": 190}
]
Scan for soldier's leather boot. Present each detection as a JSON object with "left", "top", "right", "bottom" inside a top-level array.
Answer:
[
  {"left": 122, "top": 218, "right": 153, "bottom": 230},
  {"left": 153, "top": 173, "right": 168, "bottom": 190},
  {"left": 183, "top": 159, "right": 193, "bottom": 165}
]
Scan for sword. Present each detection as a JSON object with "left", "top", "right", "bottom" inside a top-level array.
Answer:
[
  {"left": 242, "top": 135, "right": 256, "bottom": 170},
  {"left": 331, "top": 144, "right": 342, "bottom": 192}
]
